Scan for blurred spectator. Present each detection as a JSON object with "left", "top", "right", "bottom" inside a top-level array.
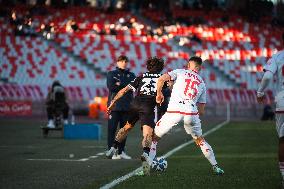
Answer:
[
  {"left": 71, "top": 20, "right": 79, "bottom": 31},
  {"left": 46, "top": 80, "right": 69, "bottom": 128},
  {"left": 66, "top": 19, "right": 79, "bottom": 32},
  {"left": 41, "top": 22, "right": 55, "bottom": 39},
  {"left": 10, "top": 10, "right": 21, "bottom": 25}
]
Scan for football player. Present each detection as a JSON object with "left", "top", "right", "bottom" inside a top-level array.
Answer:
[
  {"left": 257, "top": 32, "right": 284, "bottom": 186},
  {"left": 152, "top": 56, "right": 224, "bottom": 175},
  {"left": 106, "top": 57, "right": 166, "bottom": 175}
]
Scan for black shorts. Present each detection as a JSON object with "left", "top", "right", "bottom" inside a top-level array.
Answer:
[{"left": 127, "top": 97, "right": 156, "bottom": 129}]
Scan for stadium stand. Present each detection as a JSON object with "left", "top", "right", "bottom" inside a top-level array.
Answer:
[
  {"left": 0, "top": 4, "right": 282, "bottom": 104},
  {"left": 142, "top": 8, "right": 282, "bottom": 90}
]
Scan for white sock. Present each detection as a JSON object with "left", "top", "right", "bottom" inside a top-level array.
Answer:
[
  {"left": 149, "top": 141, "right": 158, "bottom": 160},
  {"left": 199, "top": 140, "right": 217, "bottom": 166},
  {"left": 279, "top": 162, "right": 284, "bottom": 180}
]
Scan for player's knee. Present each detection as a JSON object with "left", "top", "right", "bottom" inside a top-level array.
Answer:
[
  {"left": 142, "top": 125, "right": 153, "bottom": 136},
  {"left": 152, "top": 133, "right": 161, "bottom": 141},
  {"left": 124, "top": 122, "right": 134, "bottom": 132}
]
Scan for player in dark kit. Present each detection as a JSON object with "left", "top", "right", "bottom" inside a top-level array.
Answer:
[{"left": 106, "top": 57, "right": 165, "bottom": 175}]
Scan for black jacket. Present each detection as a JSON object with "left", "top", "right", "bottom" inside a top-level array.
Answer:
[{"left": 107, "top": 67, "right": 136, "bottom": 111}]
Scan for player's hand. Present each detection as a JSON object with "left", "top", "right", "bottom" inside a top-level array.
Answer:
[
  {"left": 256, "top": 91, "right": 265, "bottom": 104},
  {"left": 107, "top": 102, "right": 115, "bottom": 115},
  {"left": 106, "top": 106, "right": 112, "bottom": 115},
  {"left": 257, "top": 96, "right": 265, "bottom": 104},
  {"left": 156, "top": 93, "right": 164, "bottom": 105}
]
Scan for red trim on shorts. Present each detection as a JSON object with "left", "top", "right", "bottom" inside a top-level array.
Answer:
[
  {"left": 276, "top": 111, "right": 284, "bottom": 114},
  {"left": 156, "top": 120, "right": 161, "bottom": 127},
  {"left": 167, "top": 111, "right": 199, "bottom": 115}
]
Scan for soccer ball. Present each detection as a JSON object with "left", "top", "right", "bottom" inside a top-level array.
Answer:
[{"left": 151, "top": 157, "right": 168, "bottom": 171}]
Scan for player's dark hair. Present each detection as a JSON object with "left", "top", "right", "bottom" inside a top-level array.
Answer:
[
  {"left": 282, "top": 32, "right": 284, "bottom": 45},
  {"left": 146, "top": 56, "right": 164, "bottom": 73},
  {"left": 117, "top": 55, "right": 128, "bottom": 62},
  {"left": 189, "top": 56, "right": 203, "bottom": 65}
]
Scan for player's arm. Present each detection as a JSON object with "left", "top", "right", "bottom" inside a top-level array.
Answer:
[
  {"left": 197, "top": 103, "right": 205, "bottom": 116},
  {"left": 197, "top": 84, "right": 206, "bottom": 115},
  {"left": 107, "top": 85, "right": 131, "bottom": 114},
  {"left": 156, "top": 73, "right": 171, "bottom": 104},
  {"left": 257, "top": 71, "right": 273, "bottom": 103}
]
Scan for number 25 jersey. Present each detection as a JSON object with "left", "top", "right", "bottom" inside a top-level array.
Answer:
[{"left": 167, "top": 69, "right": 206, "bottom": 114}]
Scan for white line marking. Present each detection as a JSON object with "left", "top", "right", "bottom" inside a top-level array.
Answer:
[
  {"left": 27, "top": 159, "right": 86, "bottom": 162},
  {"left": 82, "top": 146, "right": 105, "bottom": 149},
  {"left": 96, "top": 153, "right": 105, "bottom": 156},
  {"left": 0, "top": 145, "right": 38, "bottom": 149},
  {"left": 27, "top": 152, "right": 102, "bottom": 162},
  {"left": 99, "top": 103, "right": 231, "bottom": 189}
]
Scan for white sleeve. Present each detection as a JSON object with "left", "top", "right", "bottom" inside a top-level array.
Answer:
[
  {"left": 263, "top": 58, "right": 277, "bottom": 74},
  {"left": 167, "top": 69, "right": 180, "bottom": 81},
  {"left": 197, "top": 85, "right": 206, "bottom": 104},
  {"left": 257, "top": 71, "right": 273, "bottom": 94}
]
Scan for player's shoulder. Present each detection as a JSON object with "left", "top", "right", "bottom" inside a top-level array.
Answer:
[
  {"left": 271, "top": 49, "right": 284, "bottom": 62},
  {"left": 126, "top": 70, "right": 136, "bottom": 77},
  {"left": 169, "top": 69, "right": 186, "bottom": 74},
  {"left": 107, "top": 70, "right": 116, "bottom": 75}
]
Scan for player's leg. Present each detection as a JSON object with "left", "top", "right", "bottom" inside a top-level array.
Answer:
[
  {"left": 276, "top": 113, "right": 284, "bottom": 184},
  {"left": 183, "top": 115, "right": 224, "bottom": 175},
  {"left": 149, "top": 139, "right": 158, "bottom": 160},
  {"left": 46, "top": 104, "right": 55, "bottom": 128},
  {"left": 106, "top": 111, "right": 120, "bottom": 158},
  {"left": 149, "top": 105, "right": 167, "bottom": 160},
  {"left": 117, "top": 111, "right": 132, "bottom": 159},
  {"left": 141, "top": 125, "right": 154, "bottom": 176},
  {"left": 150, "top": 112, "right": 183, "bottom": 159},
  {"left": 62, "top": 103, "right": 69, "bottom": 124},
  {"left": 106, "top": 110, "right": 139, "bottom": 159},
  {"left": 142, "top": 125, "right": 153, "bottom": 153}
]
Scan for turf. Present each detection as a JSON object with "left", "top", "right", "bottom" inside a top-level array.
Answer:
[{"left": 98, "top": 121, "right": 281, "bottom": 189}]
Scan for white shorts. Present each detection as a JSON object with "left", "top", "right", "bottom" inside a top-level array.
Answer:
[
  {"left": 276, "top": 113, "right": 284, "bottom": 138},
  {"left": 154, "top": 112, "right": 202, "bottom": 139},
  {"left": 275, "top": 91, "right": 284, "bottom": 138}
]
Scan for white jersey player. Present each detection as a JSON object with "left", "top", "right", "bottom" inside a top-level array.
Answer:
[
  {"left": 148, "top": 56, "right": 224, "bottom": 175},
  {"left": 257, "top": 32, "right": 284, "bottom": 185}
]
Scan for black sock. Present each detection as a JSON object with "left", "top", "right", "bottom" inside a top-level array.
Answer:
[
  {"left": 113, "top": 140, "right": 120, "bottom": 149},
  {"left": 143, "top": 147, "right": 150, "bottom": 155}
]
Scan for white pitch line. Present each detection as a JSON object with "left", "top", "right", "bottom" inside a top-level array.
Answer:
[
  {"left": 26, "top": 152, "right": 103, "bottom": 162},
  {"left": 96, "top": 152, "right": 105, "bottom": 156},
  {"left": 99, "top": 103, "right": 231, "bottom": 189},
  {"left": 27, "top": 158, "right": 86, "bottom": 162},
  {"left": 0, "top": 145, "right": 38, "bottom": 149}
]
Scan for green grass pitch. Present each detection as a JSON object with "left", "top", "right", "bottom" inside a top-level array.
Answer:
[{"left": 96, "top": 121, "right": 281, "bottom": 189}]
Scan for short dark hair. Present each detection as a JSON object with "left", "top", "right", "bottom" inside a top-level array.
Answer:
[
  {"left": 51, "top": 80, "right": 62, "bottom": 92},
  {"left": 117, "top": 55, "right": 128, "bottom": 62},
  {"left": 188, "top": 56, "right": 203, "bottom": 65},
  {"left": 146, "top": 57, "right": 164, "bottom": 73}
]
